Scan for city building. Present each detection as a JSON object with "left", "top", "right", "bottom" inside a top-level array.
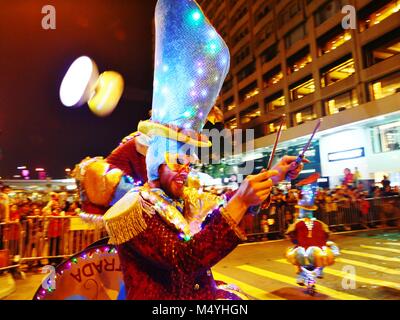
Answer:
[{"left": 198, "top": 0, "right": 400, "bottom": 187}]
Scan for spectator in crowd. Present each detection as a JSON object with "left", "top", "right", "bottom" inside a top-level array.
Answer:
[
  {"left": 43, "top": 192, "right": 64, "bottom": 265},
  {"left": 381, "top": 175, "right": 391, "bottom": 189},
  {"left": 8, "top": 204, "right": 21, "bottom": 257},
  {"left": 0, "top": 186, "right": 10, "bottom": 250},
  {"left": 342, "top": 168, "right": 354, "bottom": 187},
  {"left": 353, "top": 167, "right": 361, "bottom": 186}
]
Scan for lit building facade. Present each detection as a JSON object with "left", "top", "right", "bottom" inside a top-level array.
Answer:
[{"left": 197, "top": 0, "right": 400, "bottom": 187}]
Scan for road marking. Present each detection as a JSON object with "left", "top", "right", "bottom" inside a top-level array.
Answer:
[
  {"left": 360, "top": 245, "right": 400, "bottom": 254},
  {"left": 236, "top": 264, "right": 368, "bottom": 300},
  {"left": 341, "top": 249, "right": 400, "bottom": 262},
  {"left": 239, "top": 239, "right": 286, "bottom": 247},
  {"left": 336, "top": 257, "right": 400, "bottom": 275},
  {"left": 385, "top": 242, "right": 400, "bottom": 246},
  {"left": 212, "top": 271, "right": 285, "bottom": 300},
  {"left": 275, "top": 259, "right": 400, "bottom": 291}
]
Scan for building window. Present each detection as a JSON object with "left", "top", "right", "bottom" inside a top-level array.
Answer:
[
  {"left": 363, "top": 28, "right": 400, "bottom": 68},
  {"left": 260, "top": 43, "right": 279, "bottom": 65},
  {"left": 369, "top": 71, "right": 400, "bottom": 101},
  {"left": 255, "top": 22, "right": 274, "bottom": 48},
  {"left": 317, "top": 25, "right": 351, "bottom": 56},
  {"left": 232, "top": 26, "right": 249, "bottom": 46},
  {"left": 240, "top": 103, "right": 261, "bottom": 124},
  {"left": 371, "top": 121, "right": 400, "bottom": 153},
  {"left": 221, "top": 77, "right": 233, "bottom": 93},
  {"left": 237, "top": 61, "right": 256, "bottom": 82},
  {"left": 239, "top": 81, "right": 259, "bottom": 103},
  {"left": 359, "top": 0, "right": 400, "bottom": 33},
  {"left": 255, "top": 2, "right": 271, "bottom": 25},
  {"left": 291, "top": 106, "right": 316, "bottom": 126},
  {"left": 314, "top": 0, "right": 346, "bottom": 26},
  {"left": 287, "top": 46, "right": 312, "bottom": 75},
  {"left": 267, "top": 118, "right": 288, "bottom": 135},
  {"left": 253, "top": 123, "right": 267, "bottom": 139},
  {"left": 279, "top": 0, "right": 302, "bottom": 28},
  {"left": 223, "top": 96, "right": 235, "bottom": 112},
  {"left": 289, "top": 76, "right": 315, "bottom": 101},
  {"left": 262, "top": 65, "right": 283, "bottom": 88},
  {"left": 232, "top": 3, "right": 248, "bottom": 26},
  {"left": 226, "top": 117, "right": 237, "bottom": 130},
  {"left": 325, "top": 89, "right": 358, "bottom": 115},
  {"left": 285, "top": 23, "right": 307, "bottom": 49},
  {"left": 234, "top": 44, "right": 251, "bottom": 66},
  {"left": 214, "top": 10, "right": 226, "bottom": 28},
  {"left": 265, "top": 91, "right": 285, "bottom": 113},
  {"left": 320, "top": 55, "right": 355, "bottom": 87},
  {"left": 219, "top": 27, "right": 228, "bottom": 40}
]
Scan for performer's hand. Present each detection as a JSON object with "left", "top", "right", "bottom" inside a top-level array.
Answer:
[
  {"left": 270, "top": 156, "right": 310, "bottom": 184},
  {"left": 225, "top": 170, "right": 279, "bottom": 224}
]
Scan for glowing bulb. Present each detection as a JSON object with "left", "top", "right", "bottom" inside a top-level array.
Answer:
[
  {"left": 192, "top": 11, "right": 201, "bottom": 21},
  {"left": 60, "top": 56, "right": 99, "bottom": 107}
]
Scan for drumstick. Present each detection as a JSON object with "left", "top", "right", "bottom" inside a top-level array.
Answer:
[{"left": 267, "top": 114, "right": 286, "bottom": 170}]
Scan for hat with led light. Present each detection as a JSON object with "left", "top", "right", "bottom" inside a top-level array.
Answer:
[
  {"left": 295, "top": 183, "right": 318, "bottom": 213},
  {"left": 139, "top": 0, "right": 230, "bottom": 181}
]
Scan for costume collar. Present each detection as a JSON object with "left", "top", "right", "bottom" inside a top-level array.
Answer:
[{"left": 140, "top": 184, "right": 224, "bottom": 239}]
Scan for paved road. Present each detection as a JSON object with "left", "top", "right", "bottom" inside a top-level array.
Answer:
[
  {"left": 213, "top": 228, "right": 400, "bottom": 300},
  {"left": 3, "top": 228, "right": 400, "bottom": 300}
]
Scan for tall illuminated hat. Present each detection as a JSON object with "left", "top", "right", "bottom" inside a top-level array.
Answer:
[
  {"left": 138, "top": 0, "right": 230, "bottom": 181},
  {"left": 295, "top": 184, "right": 318, "bottom": 217}
]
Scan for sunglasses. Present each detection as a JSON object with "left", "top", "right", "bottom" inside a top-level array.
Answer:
[{"left": 164, "top": 153, "right": 194, "bottom": 173}]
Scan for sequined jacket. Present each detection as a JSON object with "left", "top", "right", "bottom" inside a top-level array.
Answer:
[
  {"left": 286, "top": 219, "right": 330, "bottom": 250},
  {"left": 103, "top": 186, "right": 248, "bottom": 300}
]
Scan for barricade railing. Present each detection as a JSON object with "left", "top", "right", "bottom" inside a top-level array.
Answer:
[
  {"left": 0, "top": 216, "right": 107, "bottom": 268},
  {"left": 244, "top": 195, "right": 400, "bottom": 241},
  {"left": 1, "top": 197, "right": 399, "bottom": 258},
  {"left": 0, "top": 221, "right": 22, "bottom": 265}
]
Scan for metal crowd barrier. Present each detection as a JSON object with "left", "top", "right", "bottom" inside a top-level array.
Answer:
[
  {"left": 0, "top": 216, "right": 107, "bottom": 269},
  {"left": 1, "top": 196, "right": 399, "bottom": 265},
  {"left": 244, "top": 195, "right": 400, "bottom": 241}
]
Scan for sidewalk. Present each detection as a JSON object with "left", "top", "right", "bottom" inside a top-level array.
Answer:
[{"left": 1, "top": 271, "right": 44, "bottom": 300}]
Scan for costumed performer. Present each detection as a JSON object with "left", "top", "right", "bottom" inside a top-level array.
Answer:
[
  {"left": 102, "top": 0, "right": 306, "bottom": 300},
  {"left": 286, "top": 182, "right": 340, "bottom": 285}
]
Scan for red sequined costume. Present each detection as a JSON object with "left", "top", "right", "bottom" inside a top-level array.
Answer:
[
  {"left": 103, "top": 186, "right": 250, "bottom": 300},
  {"left": 286, "top": 219, "right": 330, "bottom": 250}
]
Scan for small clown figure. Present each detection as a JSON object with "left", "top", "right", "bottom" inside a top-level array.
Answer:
[{"left": 285, "top": 183, "right": 339, "bottom": 286}]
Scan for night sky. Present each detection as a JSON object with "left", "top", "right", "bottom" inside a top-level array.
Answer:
[{"left": 0, "top": 0, "right": 157, "bottom": 179}]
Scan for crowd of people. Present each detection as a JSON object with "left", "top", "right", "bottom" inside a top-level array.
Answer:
[
  {"left": 237, "top": 179, "right": 400, "bottom": 238},
  {"left": 0, "top": 185, "right": 84, "bottom": 267},
  {"left": 1, "top": 174, "right": 399, "bottom": 267}
]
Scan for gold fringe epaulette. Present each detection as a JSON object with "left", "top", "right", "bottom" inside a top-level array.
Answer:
[{"left": 103, "top": 189, "right": 153, "bottom": 245}]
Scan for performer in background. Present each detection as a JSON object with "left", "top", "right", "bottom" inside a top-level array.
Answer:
[
  {"left": 285, "top": 181, "right": 339, "bottom": 291},
  {"left": 102, "top": 0, "right": 305, "bottom": 300}
]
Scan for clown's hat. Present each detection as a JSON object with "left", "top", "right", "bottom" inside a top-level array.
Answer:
[{"left": 138, "top": 0, "right": 230, "bottom": 148}]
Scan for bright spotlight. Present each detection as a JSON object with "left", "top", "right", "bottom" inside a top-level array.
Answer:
[{"left": 59, "top": 56, "right": 99, "bottom": 108}]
